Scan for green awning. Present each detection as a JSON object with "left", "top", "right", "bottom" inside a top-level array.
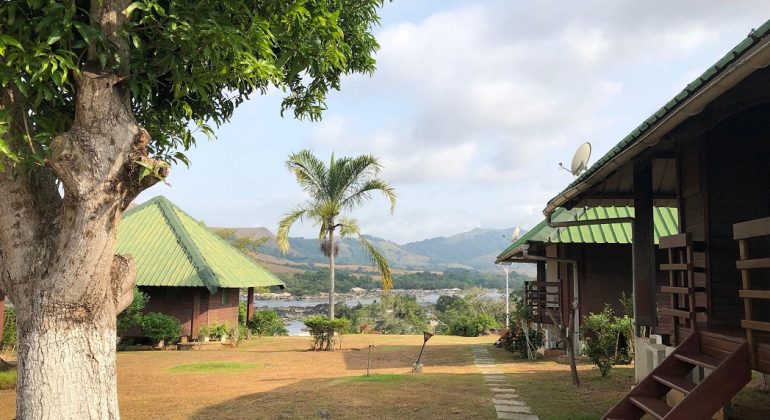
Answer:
[
  {"left": 496, "top": 206, "right": 679, "bottom": 263},
  {"left": 116, "top": 196, "right": 284, "bottom": 293}
]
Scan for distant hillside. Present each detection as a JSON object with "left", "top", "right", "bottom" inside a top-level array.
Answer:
[{"left": 215, "top": 226, "right": 530, "bottom": 274}]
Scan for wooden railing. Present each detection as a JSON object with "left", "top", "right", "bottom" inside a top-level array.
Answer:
[
  {"left": 658, "top": 233, "right": 707, "bottom": 344},
  {"left": 733, "top": 216, "right": 770, "bottom": 370},
  {"left": 524, "top": 281, "right": 562, "bottom": 325}
]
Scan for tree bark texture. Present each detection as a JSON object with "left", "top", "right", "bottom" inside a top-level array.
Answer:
[{"left": 0, "top": 1, "right": 162, "bottom": 418}]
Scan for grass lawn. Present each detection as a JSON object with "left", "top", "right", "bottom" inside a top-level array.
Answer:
[
  {"left": 0, "top": 335, "right": 767, "bottom": 419},
  {"left": 0, "top": 367, "right": 15, "bottom": 391}
]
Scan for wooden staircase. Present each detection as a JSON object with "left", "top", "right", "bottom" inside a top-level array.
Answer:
[{"left": 603, "top": 331, "right": 752, "bottom": 420}]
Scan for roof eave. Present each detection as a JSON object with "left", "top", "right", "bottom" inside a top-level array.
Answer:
[{"left": 544, "top": 34, "right": 770, "bottom": 217}]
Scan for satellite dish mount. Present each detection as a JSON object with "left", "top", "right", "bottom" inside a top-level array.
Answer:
[{"left": 559, "top": 142, "right": 592, "bottom": 176}]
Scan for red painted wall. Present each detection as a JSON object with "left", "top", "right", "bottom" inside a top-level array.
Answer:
[{"left": 137, "top": 286, "right": 240, "bottom": 339}]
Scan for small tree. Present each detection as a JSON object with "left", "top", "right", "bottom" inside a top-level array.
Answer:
[
  {"left": 304, "top": 316, "right": 350, "bottom": 351},
  {"left": 582, "top": 305, "right": 633, "bottom": 376},
  {"left": 116, "top": 288, "right": 148, "bottom": 337},
  {"left": 546, "top": 302, "right": 581, "bottom": 387},
  {"left": 250, "top": 310, "right": 288, "bottom": 337},
  {"left": 140, "top": 313, "right": 181, "bottom": 347}
]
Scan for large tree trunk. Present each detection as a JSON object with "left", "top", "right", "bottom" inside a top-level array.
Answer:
[
  {"left": 329, "top": 227, "right": 336, "bottom": 319},
  {"left": 0, "top": 1, "right": 160, "bottom": 418},
  {"left": 15, "top": 301, "right": 119, "bottom": 418}
]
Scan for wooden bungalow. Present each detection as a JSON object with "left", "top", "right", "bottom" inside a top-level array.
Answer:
[
  {"left": 541, "top": 19, "right": 770, "bottom": 419},
  {"left": 496, "top": 206, "right": 678, "bottom": 350},
  {"left": 116, "top": 196, "right": 284, "bottom": 341}
]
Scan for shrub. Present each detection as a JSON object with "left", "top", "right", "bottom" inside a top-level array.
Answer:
[
  {"left": 249, "top": 310, "right": 288, "bottom": 337},
  {"left": 117, "top": 288, "right": 148, "bottom": 337},
  {"left": 581, "top": 305, "right": 630, "bottom": 377},
  {"left": 498, "top": 325, "right": 544, "bottom": 359},
  {"left": 209, "top": 322, "right": 230, "bottom": 340},
  {"left": 197, "top": 324, "right": 211, "bottom": 341},
  {"left": 304, "top": 316, "right": 351, "bottom": 351},
  {"left": 140, "top": 313, "right": 181, "bottom": 345},
  {"left": 448, "top": 313, "right": 497, "bottom": 337},
  {"left": 1, "top": 306, "right": 16, "bottom": 351},
  {"left": 238, "top": 301, "right": 248, "bottom": 326}
]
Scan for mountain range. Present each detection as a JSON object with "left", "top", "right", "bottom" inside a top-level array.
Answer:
[{"left": 217, "top": 226, "right": 528, "bottom": 274}]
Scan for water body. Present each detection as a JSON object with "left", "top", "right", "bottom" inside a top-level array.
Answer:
[{"left": 255, "top": 289, "right": 504, "bottom": 336}]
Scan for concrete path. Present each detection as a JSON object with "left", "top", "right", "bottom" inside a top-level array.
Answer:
[{"left": 471, "top": 346, "right": 539, "bottom": 420}]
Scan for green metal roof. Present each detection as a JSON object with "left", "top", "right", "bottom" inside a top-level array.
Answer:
[
  {"left": 496, "top": 206, "right": 679, "bottom": 262},
  {"left": 116, "top": 196, "right": 284, "bottom": 293},
  {"left": 547, "top": 19, "right": 770, "bottom": 213}
]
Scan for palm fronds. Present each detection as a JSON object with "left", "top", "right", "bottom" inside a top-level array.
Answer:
[
  {"left": 360, "top": 236, "right": 393, "bottom": 291},
  {"left": 277, "top": 208, "right": 307, "bottom": 253}
]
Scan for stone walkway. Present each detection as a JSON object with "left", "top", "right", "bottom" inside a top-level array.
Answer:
[{"left": 472, "top": 346, "right": 539, "bottom": 420}]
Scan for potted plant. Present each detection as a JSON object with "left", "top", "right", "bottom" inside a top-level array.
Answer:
[{"left": 197, "top": 325, "right": 211, "bottom": 342}]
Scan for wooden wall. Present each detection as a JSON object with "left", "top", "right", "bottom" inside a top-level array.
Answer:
[
  {"left": 704, "top": 104, "right": 770, "bottom": 328},
  {"left": 138, "top": 286, "right": 240, "bottom": 339}
]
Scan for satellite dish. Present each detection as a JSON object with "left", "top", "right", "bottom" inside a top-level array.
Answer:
[
  {"left": 559, "top": 142, "right": 592, "bottom": 176},
  {"left": 511, "top": 226, "right": 521, "bottom": 242}
]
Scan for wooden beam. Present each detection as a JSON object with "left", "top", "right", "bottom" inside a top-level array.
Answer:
[
  {"left": 190, "top": 289, "right": 201, "bottom": 341},
  {"left": 247, "top": 287, "right": 255, "bottom": 322},
  {"left": 633, "top": 161, "right": 657, "bottom": 331}
]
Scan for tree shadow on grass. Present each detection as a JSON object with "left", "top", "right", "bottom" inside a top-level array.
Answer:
[
  {"left": 341, "top": 343, "right": 477, "bottom": 370},
  {"left": 189, "top": 373, "right": 495, "bottom": 420}
]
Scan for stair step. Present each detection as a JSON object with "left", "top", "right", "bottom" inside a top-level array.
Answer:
[
  {"left": 653, "top": 374, "right": 696, "bottom": 395},
  {"left": 629, "top": 396, "right": 671, "bottom": 419},
  {"left": 675, "top": 352, "right": 721, "bottom": 370}
]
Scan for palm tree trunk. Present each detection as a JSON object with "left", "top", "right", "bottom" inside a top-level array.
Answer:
[{"left": 328, "top": 227, "right": 336, "bottom": 319}]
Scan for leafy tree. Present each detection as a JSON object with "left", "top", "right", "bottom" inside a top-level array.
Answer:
[
  {"left": 277, "top": 150, "right": 396, "bottom": 318},
  {"left": 249, "top": 309, "right": 288, "bottom": 337},
  {"left": 0, "top": 1, "right": 384, "bottom": 417},
  {"left": 116, "top": 288, "right": 148, "bottom": 337}
]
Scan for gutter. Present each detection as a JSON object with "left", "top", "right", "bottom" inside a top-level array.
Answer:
[{"left": 544, "top": 35, "right": 770, "bottom": 218}]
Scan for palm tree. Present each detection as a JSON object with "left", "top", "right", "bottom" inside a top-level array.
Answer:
[{"left": 277, "top": 150, "right": 397, "bottom": 319}]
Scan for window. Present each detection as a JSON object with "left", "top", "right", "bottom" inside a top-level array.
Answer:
[{"left": 221, "top": 289, "right": 230, "bottom": 305}]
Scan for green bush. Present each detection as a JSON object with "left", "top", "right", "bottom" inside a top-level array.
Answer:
[
  {"left": 304, "top": 316, "right": 350, "bottom": 351},
  {"left": 196, "top": 324, "right": 211, "bottom": 341},
  {"left": 448, "top": 313, "right": 497, "bottom": 337},
  {"left": 140, "top": 312, "right": 181, "bottom": 345},
  {"left": 117, "top": 288, "right": 148, "bottom": 337},
  {"left": 581, "top": 305, "right": 633, "bottom": 377},
  {"left": 209, "top": 322, "right": 230, "bottom": 340},
  {"left": 238, "top": 301, "right": 248, "bottom": 326},
  {"left": 249, "top": 310, "right": 288, "bottom": 337},
  {"left": 499, "top": 325, "right": 544, "bottom": 359},
  {"left": 2, "top": 306, "right": 16, "bottom": 350}
]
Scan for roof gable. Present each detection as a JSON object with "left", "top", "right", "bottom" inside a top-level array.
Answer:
[{"left": 116, "top": 196, "right": 284, "bottom": 293}]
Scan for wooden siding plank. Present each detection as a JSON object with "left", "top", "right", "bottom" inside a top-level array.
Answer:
[
  {"left": 739, "top": 289, "right": 770, "bottom": 299},
  {"left": 733, "top": 216, "right": 770, "bottom": 240},
  {"left": 741, "top": 319, "right": 770, "bottom": 333}
]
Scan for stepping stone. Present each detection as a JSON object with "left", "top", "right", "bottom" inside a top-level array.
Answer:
[
  {"left": 495, "top": 405, "right": 532, "bottom": 414},
  {"left": 492, "top": 399, "right": 526, "bottom": 406},
  {"left": 480, "top": 370, "right": 504, "bottom": 374},
  {"left": 489, "top": 387, "right": 517, "bottom": 393},
  {"left": 493, "top": 393, "right": 519, "bottom": 399},
  {"left": 496, "top": 413, "right": 539, "bottom": 420},
  {"left": 485, "top": 378, "right": 506, "bottom": 382}
]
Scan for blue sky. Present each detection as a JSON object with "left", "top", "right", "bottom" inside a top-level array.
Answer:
[{"left": 139, "top": 1, "right": 770, "bottom": 244}]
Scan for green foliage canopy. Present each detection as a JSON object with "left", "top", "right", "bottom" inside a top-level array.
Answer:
[
  {"left": 116, "top": 287, "right": 148, "bottom": 336},
  {"left": 0, "top": 0, "right": 384, "bottom": 169}
]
